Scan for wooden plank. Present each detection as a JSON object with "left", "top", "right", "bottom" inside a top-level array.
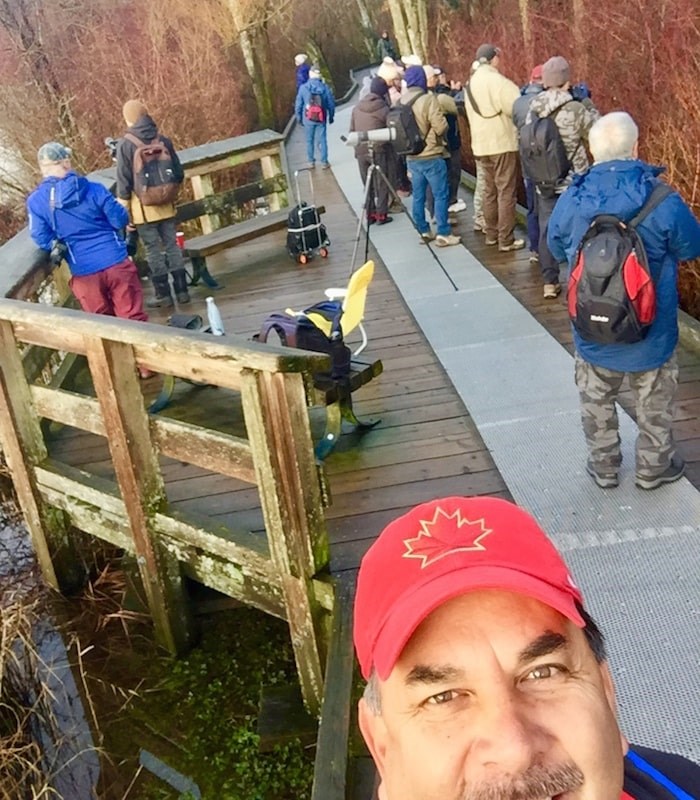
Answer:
[
  {"left": 0, "top": 321, "right": 82, "bottom": 591},
  {"left": 0, "top": 301, "right": 332, "bottom": 379},
  {"left": 32, "top": 385, "right": 105, "bottom": 435},
  {"left": 311, "top": 572, "right": 357, "bottom": 800},
  {"left": 190, "top": 173, "right": 219, "bottom": 234},
  {"left": 260, "top": 153, "right": 285, "bottom": 212},
  {"left": 183, "top": 205, "right": 325, "bottom": 258},
  {"left": 176, "top": 175, "right": 288, "bottom": 224},
  {"left": 87, "top": 337, "right": 195, "bottom": 655},
  {"left": 150, "top": 418, "right": 256, "bottom": 483},
  {"left": 241, "top": 368, "right": 327, "bottom": 715}
]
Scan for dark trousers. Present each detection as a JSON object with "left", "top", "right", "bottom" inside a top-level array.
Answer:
[
  {"left": 357, "top": 148, "right": 390, "bottom": 217},
  {"left": 525, "top": 178, "right": 540, "bottom": 252},
  {"left": 447, "top": 149, "right": 462, "bottom": 205},
  {"left": 138, "top": 217, "right": 185, "bottom": 279},
  {"left": 480, "top": 151, "right": 519, "bottom": 247},
  {"left": 536, "top": 190, "right": 561, "bottom": 285}
]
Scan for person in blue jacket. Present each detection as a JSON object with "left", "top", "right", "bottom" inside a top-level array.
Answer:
[
  {"left": 294, "top": 65, "right": 335, "bottom": 169},
  {"left": 27, "top": 142, "right": 152, "bottom": 374},
  {"left": 294, "top": 53, "right": 310, "bottom": 89},
  {"left": 548, "top": 112, "right": 700, "bottom": 491}
]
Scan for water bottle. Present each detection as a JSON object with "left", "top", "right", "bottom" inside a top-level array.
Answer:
[{"left": 206, "top": 297, "right": 225, "bottom": 336}]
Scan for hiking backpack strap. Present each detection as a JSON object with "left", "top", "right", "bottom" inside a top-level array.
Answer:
[
  {"left": 628, "top": 182, "right": 674, "bottom": 228},
  {"left": 465, "top": 82, "right": 502, "bottom": 119}
]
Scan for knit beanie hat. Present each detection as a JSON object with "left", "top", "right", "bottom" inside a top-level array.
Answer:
[
  {"left": 377, "top": 62, "right": 400, "bottom": 82},
  {"left": 309, "top": 66, "right": 322, "bottom": 79},
  {"left": 404, "top": 65, "right": 427, "bottom": 90},
  {"left": 37, "top": 142, "right": 72, "bottom": 164},
  {"left": 370, "top": 76, "right": 390, "bottom": 97},
  {"left": 122, "top": 99, "right": 148, "bottom": 126},
  {"left": 542, "top": 56, "right": 570, "bottom": 89},
  {"left": 294, "top": 53, "right": 308, "bottom": 66}
]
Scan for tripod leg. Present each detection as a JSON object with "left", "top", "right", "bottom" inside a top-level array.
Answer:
[{"left": 350, "top": 159, "right": 378, "bottom": 272}]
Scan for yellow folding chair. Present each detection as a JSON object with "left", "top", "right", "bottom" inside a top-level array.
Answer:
[{"left": 323, "top": 259, "right": 374, "bottom": 355}]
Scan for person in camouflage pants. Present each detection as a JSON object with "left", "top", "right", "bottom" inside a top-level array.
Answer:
[
  {"left": 575, "top": 354, "right": 678, "bottom": 481},
  {"left": 548, "top": 112, "right": 700, "bottom": 490},
  {"left": 526, "top": 55, "right": 599, "bottom": 298}
]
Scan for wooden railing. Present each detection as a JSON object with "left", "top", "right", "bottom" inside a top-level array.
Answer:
[{"left": 0, "top": 298, "right": 333, "bottom": 715}]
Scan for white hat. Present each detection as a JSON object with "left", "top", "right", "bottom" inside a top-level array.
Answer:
[
  {"left": 402, "top": 54, "right": 423, "bottom": 67},
  {"left": 309, "top": 66, "right": 322, "bottom": 79},
  {"left": 294, "top": 53, "right": 308, "bottom": 66}
]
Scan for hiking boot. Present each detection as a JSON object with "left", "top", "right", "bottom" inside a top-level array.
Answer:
[
  {"left": 321, "top": 162, "right": 331, "bottom": 170},
  {"left": 543, "top": 283, "right": 562, "bottom": 299},
  {"left": 375, "top": 214, "right": 393, "bottom": 225},
  {"left": 635, "top": 457, "right": 686, "bottom": 490},
  {"left": 586, "top": 460, "right": 619, "bottom": 489},
  {"left": 449, "top": 199, "right": 467, "bottom": 213},
  {"left": 435, "top": 234, "right": 462, "bottom": 247},
  {"left": 529, "top": 251, "right": 540, "bottom": 264},
  {"left": 419, "top": 231, "right": 435, "bottom": 244},
  {"left": 307, "top": 162, "right": 315, "bottom": 169},
  {"left": 499, "top": 239, "right": 526, "bottom": 252},
  {"left": 146, "top": 274, "right": 174, "bottom": 308},
  {"left": 171, "top": 269, "right": 191, "bottom": 304},
  {"left": 484, "top": 238, "right": 498, "bottom": 246}
]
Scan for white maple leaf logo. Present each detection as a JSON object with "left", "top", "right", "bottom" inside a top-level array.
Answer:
[{"left": 402, "top": 505, "right": 492, "bottom": 568}]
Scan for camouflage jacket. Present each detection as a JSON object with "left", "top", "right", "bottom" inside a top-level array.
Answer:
[{"left": 526, "top": 88, "right": 600, "bottom": 186}]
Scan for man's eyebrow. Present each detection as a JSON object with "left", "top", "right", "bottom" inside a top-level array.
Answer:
[
  {"left": 517, "top": 631, "right": 569, "bottom": 664},
  {"left": 404, "top": 664, "right": 464, "bottom": 686}
]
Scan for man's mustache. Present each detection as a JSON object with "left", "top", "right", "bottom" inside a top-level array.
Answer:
[{"left": 462, "top": 762, "right": 585, "bottom": 800}]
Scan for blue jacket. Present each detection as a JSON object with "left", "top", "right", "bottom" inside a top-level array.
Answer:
[
  {"left": 548, "top": 160, "right": 700, "bottom": 372},
  {"left": 295, "top": 78, "right": 335, "bottom": 125},
  {"left": 27, "top": 172, "right": 129, "bottom": 277},
  {"left": 296, "top": 63, "right": 310, "bottom": 89}
]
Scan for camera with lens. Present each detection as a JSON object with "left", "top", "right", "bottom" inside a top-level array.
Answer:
[
  {"left": 49, "top": 239, "right": 68, "bottom": 267},
  {"left": 104, "top": 136, "right": 118, "bottom": 163},
  {"left": 342, "top": 128, "right": 396, "bottom": 147}
]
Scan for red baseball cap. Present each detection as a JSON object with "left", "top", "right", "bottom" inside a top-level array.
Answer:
[
  {"left": 353, "top": 496, "right": 584, "bottom": 680},
  {"left": 531, "top": 64, "right": 544, "bottom": 82}
]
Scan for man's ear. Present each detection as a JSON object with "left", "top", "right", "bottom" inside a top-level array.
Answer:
[
  {"left": 599, "top": 661, "right": 629, "bottom": 755},
  {"left": 358, "top": 697, "right": 389, "bottom": 777}
]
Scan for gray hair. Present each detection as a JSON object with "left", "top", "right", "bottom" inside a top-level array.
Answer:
[
  {"left": 362, "top": 670, "right": 382, "bottom": 715},
  {"left": 588, "top": 111, "right": 639, "bottom": 164}
]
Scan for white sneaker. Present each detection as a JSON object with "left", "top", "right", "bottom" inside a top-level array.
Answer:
[
  {"left": 499, "top": 239, "right": 526, "bottom": 252},
  {"left": 435, "top": 234, "right": 462, "bottom": 247},
  {"left": 449, "top": 199, "right": 467, "bottom": 213}
]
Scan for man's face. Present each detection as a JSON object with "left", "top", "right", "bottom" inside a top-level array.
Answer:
[{"left": 359, "top": 590, "right": 626, "bottom": 800}]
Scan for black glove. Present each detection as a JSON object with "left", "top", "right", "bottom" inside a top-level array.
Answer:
[
  {"left": 49, "top": 240, "right": 67, "bottom": 267},
  {"left": 125, "top": 228, "right": 139, "bottom": 257},
  {"left": 571, "top": 82, "right": 591, "bottom": 102}
]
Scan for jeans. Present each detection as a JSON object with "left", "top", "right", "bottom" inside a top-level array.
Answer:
[
  {"left": 137, "top": 217, "right": 185, "bottom": 278},
  {"left": 305, "top": 121, "right": 328, "bottom": 165},
  {"left": 407, "top": 156, "right": 450, "bottom": 236}
]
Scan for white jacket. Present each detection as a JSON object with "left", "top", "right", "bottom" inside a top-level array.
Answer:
[{"left": 464, "top": 64, "right": 520, "bottom": 157}]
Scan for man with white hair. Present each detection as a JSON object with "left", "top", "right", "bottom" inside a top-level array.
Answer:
[
  {"left": 294, "top": 54, "right": 310, "bottom": 89},
  {"left": 548, "top": 111, "right": 700, "bottom": 490}
]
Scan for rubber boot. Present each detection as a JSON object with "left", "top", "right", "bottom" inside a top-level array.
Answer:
[
  {"left": 146, "top": 274, "right": 174, "bottom": 308},
  {"left": 171, "top": 269, "right": 191, "bottom": 304}
]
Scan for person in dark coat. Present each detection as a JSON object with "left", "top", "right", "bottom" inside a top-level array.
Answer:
[
  {"left": 376, "top": 30, "right": 398, "bottom": 62},
  {"left": 294, "top": 54, "right": 310, "bottom": 89},
  {"left": 349, "top": 76, "right": 394, "bottom": 225},
  {"left": 115, "top": 99, "right": 188, "bottom": 307},
  {"left": 549, "top": 111, "right": 700, "bottom": 490}
]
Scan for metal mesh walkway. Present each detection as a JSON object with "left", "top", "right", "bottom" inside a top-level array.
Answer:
[{"left": 327, "top": 103, "right": 700, "bottom": 762}]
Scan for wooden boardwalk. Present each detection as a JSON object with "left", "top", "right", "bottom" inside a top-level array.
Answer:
[{"left": 47, "top": 129, "right": 700, "bottom": 582}]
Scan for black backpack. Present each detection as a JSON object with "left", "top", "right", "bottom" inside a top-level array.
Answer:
[
  {"left": 254, "top": 301, "right": 351, "bottom": 383},
  {"left": 386, "top": 94, "right": 426, "bottom": 156},
  {"left": 567, "top": 183, "right": 674, "bottom": 344},
  {"left": 519, "top": 101, "right": 576, "bottom": 192}
]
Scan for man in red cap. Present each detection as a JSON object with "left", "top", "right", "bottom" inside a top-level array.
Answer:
[{"left": 354, "top": 496, "right": 699, "bottom": 799}]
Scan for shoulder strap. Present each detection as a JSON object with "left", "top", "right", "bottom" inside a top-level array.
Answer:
[
  {"left": 465, "top": 83, "right": 501, "bottom": 119},
  {"left": 626, "top": 749, "right": 695, "bottom": 800},
  {"left": 124, "top": 132, "right": 142, "bottom": 147},
  {"left": 630, "top": 182, "right": 674, "bottom": 228},
  {"left": 547, "top": 99, "right": 576, "bottom": 119},
  {"left": 402, "top": 92, "right": 422, "bottom": 110}
]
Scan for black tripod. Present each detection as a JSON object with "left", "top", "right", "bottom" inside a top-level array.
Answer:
[{"left": 348, "top": 140, "right": 459, "bottom": 289}]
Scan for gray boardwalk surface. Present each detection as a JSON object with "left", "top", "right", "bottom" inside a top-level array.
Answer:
[{"left": 326, "top": 100, "right": 700, "bottom": 763}]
